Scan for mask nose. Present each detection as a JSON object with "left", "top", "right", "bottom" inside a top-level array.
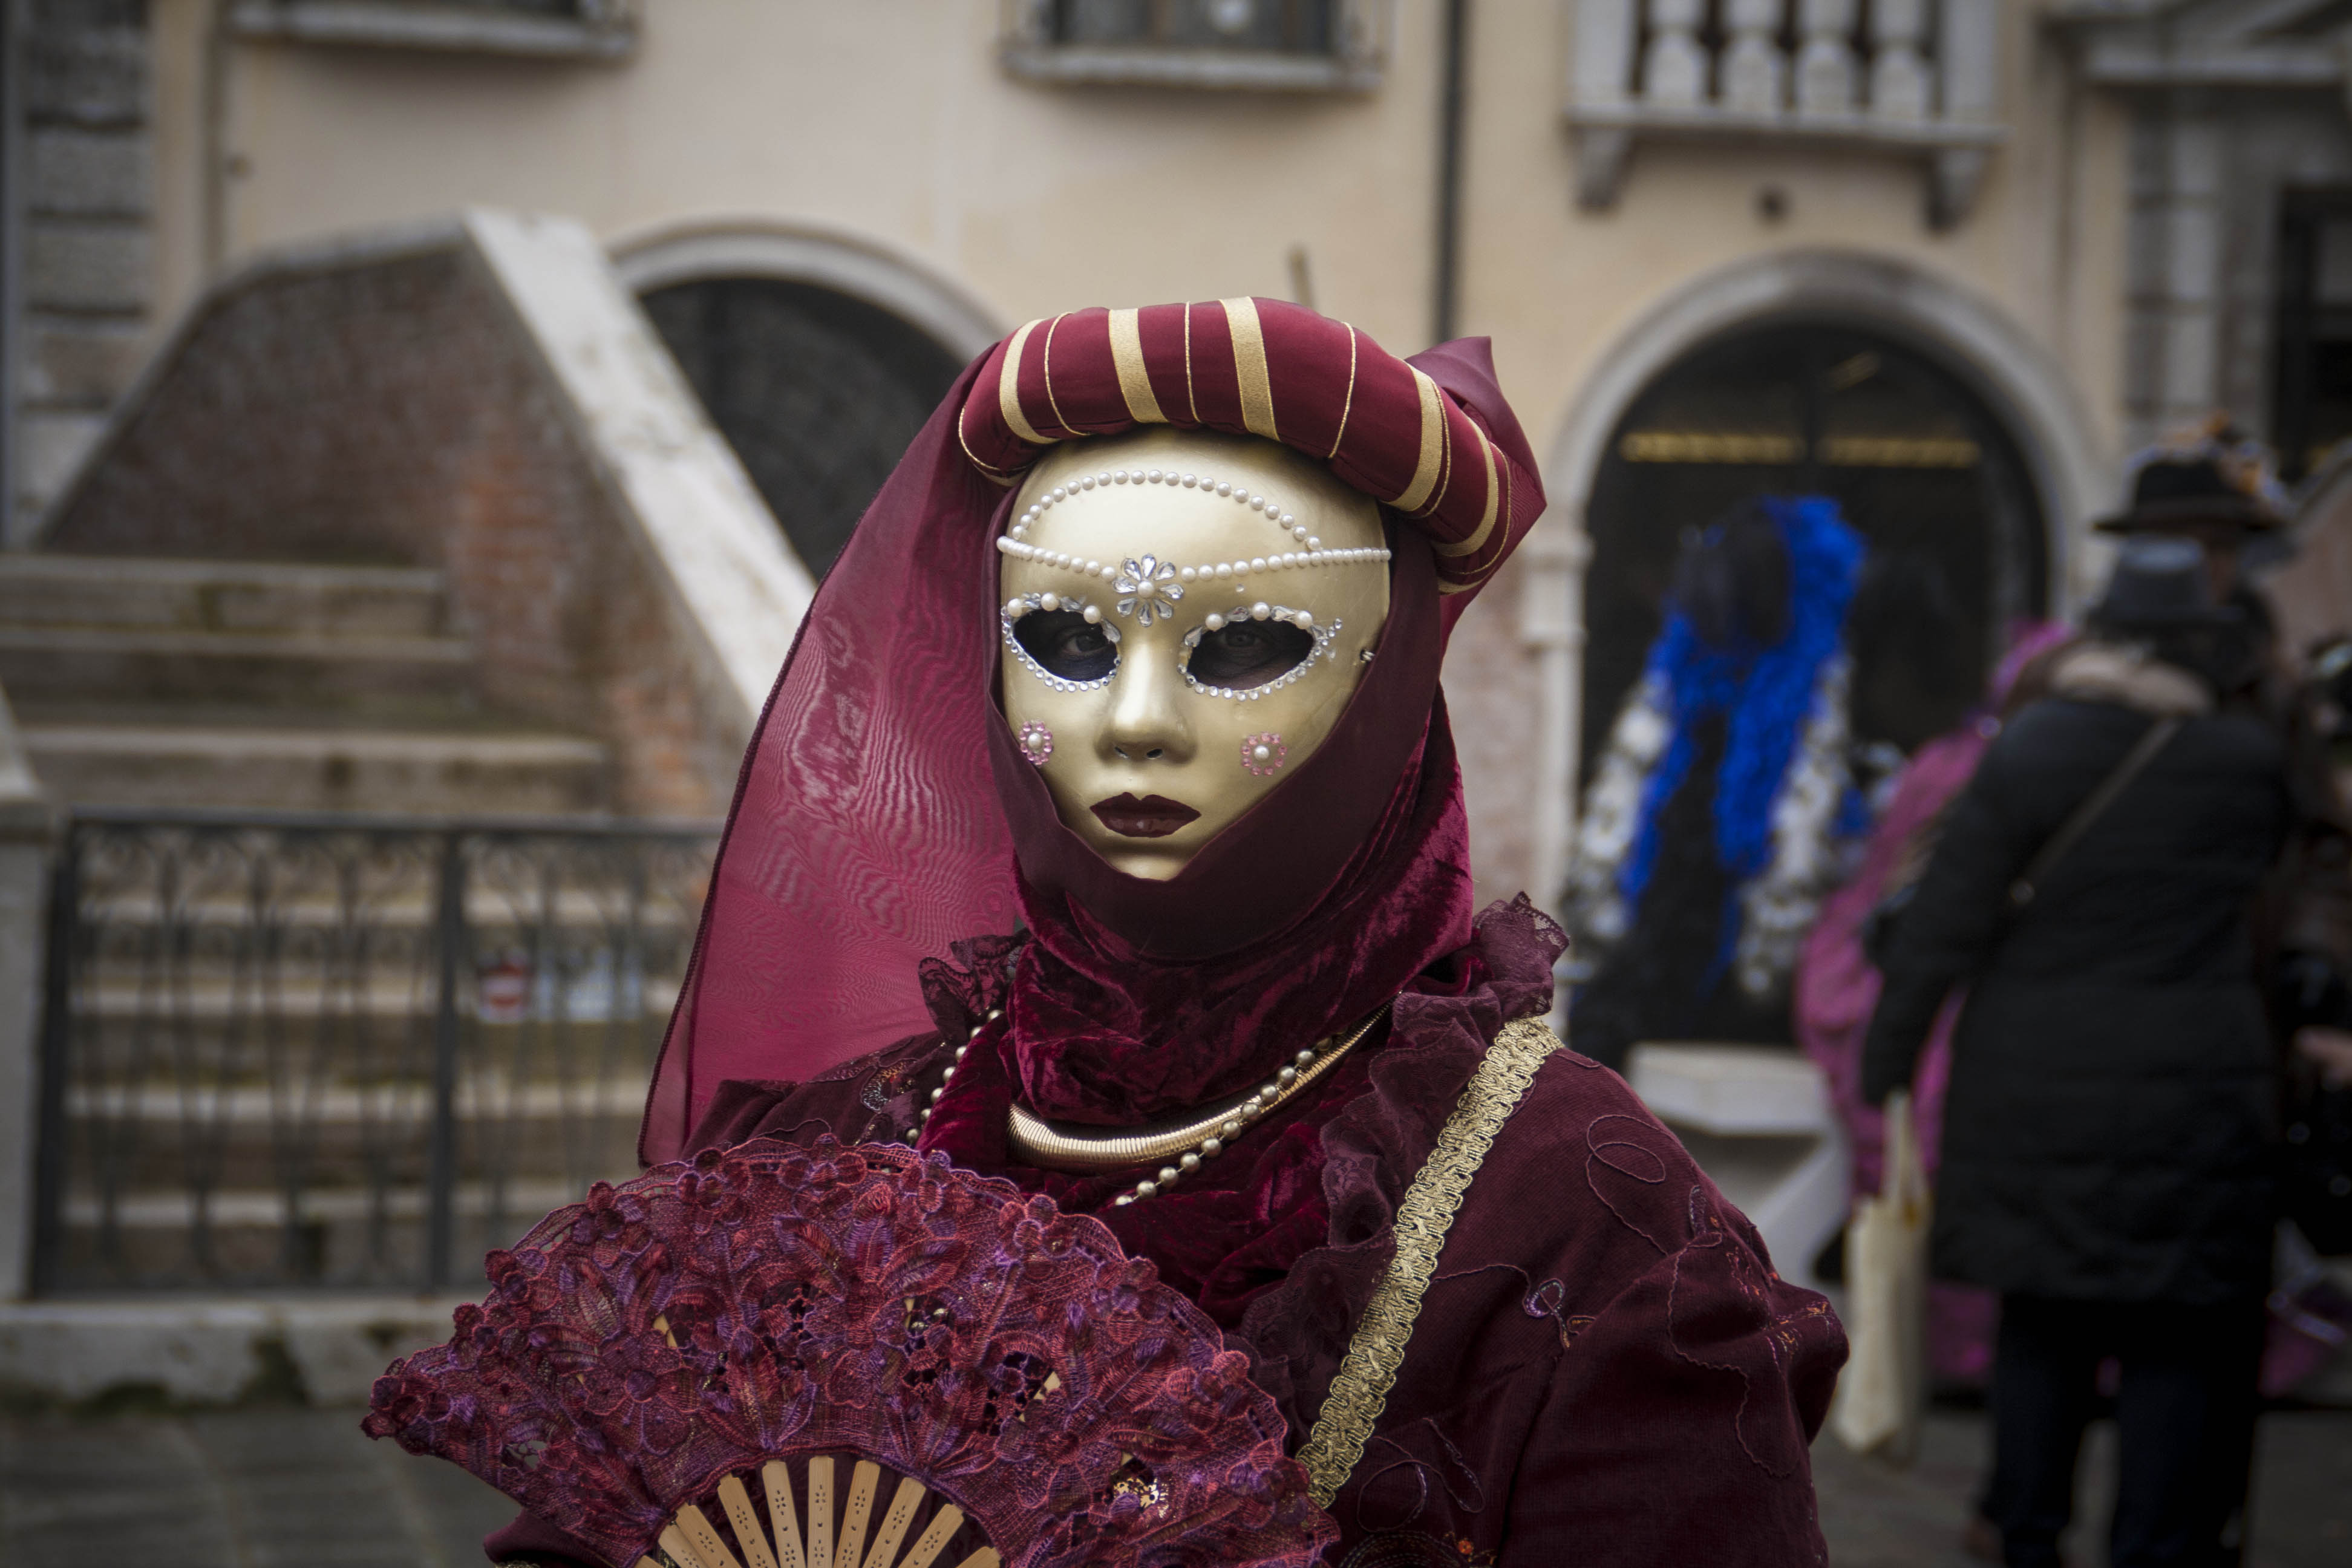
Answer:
[{"left": 1103, "top": 647, "right": 1194, "bottom": 764}]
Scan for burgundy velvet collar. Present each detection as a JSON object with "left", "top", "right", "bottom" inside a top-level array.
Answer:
[
  {"left": 917, "top": 682, "right": 1483, "bottom": 1322},
  {"left": 1004, "top": 699, "right": 1470, "bottom": 1125},
  {"left": 909, "top": 877, "right": 1564, "bottom": 1341}
]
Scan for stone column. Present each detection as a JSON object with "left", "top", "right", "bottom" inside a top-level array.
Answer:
[
  {"left": 11, "top": 0, "right": 154, "bottom": 543},
  {"left": 0, "top": 685, "right": 51, "bottom": 1300},
  {"left": 2122, "top": 109, "right": 2226, "bottom": 449}
]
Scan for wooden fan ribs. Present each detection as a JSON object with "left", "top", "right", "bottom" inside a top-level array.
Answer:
[
  {"left": 865, "top": 1476, "right": 928, "bottom": 1568},
  {"left": 763, "top": 1462, "right": 806, "bottom": 1568},
  {"left": 652, "top": 1457, "right": 994, "bottom": 1568},
  {"left": 718, "top": 1477, "right": 779, "bottom": 1568},
  {"left": 806, "top": 1457, "right": 833, "bottom": 1568},
  {"left": 835, "top": 1460, "right": 878, "bottom": 1568}
]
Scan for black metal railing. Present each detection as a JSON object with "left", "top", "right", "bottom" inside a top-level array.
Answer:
[{"left": 31, "top": 807, "right": 720, "bottom": 1294}]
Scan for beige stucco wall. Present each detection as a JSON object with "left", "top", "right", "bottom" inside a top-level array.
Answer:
[
  {"left": 133, "top": 0, "right": 2135, "bottom": 909},
  {"left": 157, "top": 4, "right": 2128, "bottom": 457}
]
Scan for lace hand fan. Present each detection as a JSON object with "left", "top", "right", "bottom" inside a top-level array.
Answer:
[{"left": 364, "top": 1139, "right": 1334, "bottom": 1568}]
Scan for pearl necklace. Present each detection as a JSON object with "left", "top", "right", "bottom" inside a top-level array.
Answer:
[
  {"left": 900, "top": 1007, "right": 1002, "bottom": 1142},
  {"left": 1005, "top": 1004, "right": 1391, "bottom": 1205}
]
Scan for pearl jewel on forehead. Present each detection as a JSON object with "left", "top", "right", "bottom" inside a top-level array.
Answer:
[
  {"left": 1114, "top": 555, "right": 1180, "bottom": 626},
  {"left": 995, "top": 465, "right": 1391, "bottom": 614}
]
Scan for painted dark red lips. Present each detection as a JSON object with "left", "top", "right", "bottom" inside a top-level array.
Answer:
[{"left": 1089, "top": 793, "right": 1202, "bottom": 840}]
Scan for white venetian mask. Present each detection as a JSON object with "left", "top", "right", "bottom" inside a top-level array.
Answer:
[{"left": 998, "top": 428, "right": 1393, "bottom": 880}]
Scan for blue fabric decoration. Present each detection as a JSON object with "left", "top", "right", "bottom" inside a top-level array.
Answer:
[{"left": 1616, "top": 496, "right": 1863, "bottom": 929}]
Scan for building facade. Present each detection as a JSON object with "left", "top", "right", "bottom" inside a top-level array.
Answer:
[{"left": 4, "top": 0, "right": 2345, "bottom": 913}]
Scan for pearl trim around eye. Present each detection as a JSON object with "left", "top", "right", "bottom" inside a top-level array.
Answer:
[
  {"left": 1178, "top": 606, "right": 1341, "bottom": 701},
  {"left": 1001, "top": 590, "right": 1117, "bottom": 693}
]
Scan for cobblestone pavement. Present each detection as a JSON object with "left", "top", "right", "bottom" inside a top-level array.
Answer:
[
  {"left": 1811, "top": 1405, "right": 2352, "bottom": 1568},
  {"left": 1, "top": 1403, "right": 2346, "bottom": 1566}
]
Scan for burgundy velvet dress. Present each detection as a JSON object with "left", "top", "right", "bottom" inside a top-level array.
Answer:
[
  {"left": 493, "top": 903, "right": 1843, "bottom": 1567},
  {"left": 483, "top": 302, "right": 1843, "bottom": 1567}
]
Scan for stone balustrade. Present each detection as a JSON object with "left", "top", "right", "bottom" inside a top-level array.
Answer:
[{"left": 1565, "top": 0, "right": 2004, "bottom": 226}]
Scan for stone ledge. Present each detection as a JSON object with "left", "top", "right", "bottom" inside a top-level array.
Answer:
[
  {"left": 28, "top": 128, "right": 153, "bottom": 220},
  {"left": 0, "top": 626, "right": 472, "bottom": 662},
  {"left": 15, "top": 412, "right": 109, "bottom": 512},
  {"left": 999, "top": 43, "right": 1379, "bottom": 93},
  {"left": 19, "top": 319, "right": 151, "bottom": 404},
  {"left": 227, "top": 1, "right": 636, "bottom": 61},
  {"left": 0, "top": 1295, "right": 474, "bottom": 1406},
  {"left": 24, "top": 223, "right": 153, "bottom": 315},
  {"left": 1625, "top": 1040, "right": 1836, "bottom": 1136},
  {"left": 24, "top": 26, "right": 147, "bottom": 128}
]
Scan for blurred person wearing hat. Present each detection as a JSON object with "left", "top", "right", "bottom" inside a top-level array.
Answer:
[
  {"left": 1864, "top": 535, "right": 2291, "bottom": 1568},
  {"left": 2094, "top": 417, "right": 2292, "bottom": 622},
  {"left": 2101, "top": 423, "right": 2352, "bottom": 1243}
]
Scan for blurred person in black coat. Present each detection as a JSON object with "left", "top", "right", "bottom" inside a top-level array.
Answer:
[{"left": 1863, "top": 535, "right": 2289, "bottom": 1568}]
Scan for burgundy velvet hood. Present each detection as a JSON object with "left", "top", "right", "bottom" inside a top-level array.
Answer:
[{"left": 641, "top": 300, "right": 1546, "bottom": 1168}]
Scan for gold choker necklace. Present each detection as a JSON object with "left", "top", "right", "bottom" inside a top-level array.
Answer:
[{"left": 1006, "top": 1004, "right": 1391, "bottom": 1205}]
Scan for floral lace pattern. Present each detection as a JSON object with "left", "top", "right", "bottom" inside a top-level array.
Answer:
[{"left": 364, "top": 1140, "right": 1333, "bottom": 1568}]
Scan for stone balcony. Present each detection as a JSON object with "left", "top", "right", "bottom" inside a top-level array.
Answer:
[{"left": 1564, "top": 0, "right": 2005, "bottom": 226}]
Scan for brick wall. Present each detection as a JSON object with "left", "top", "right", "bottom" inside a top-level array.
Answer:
[
  {"left": 42, "top": 230, "right": 742, "bottom": 815},
  {"left": 1441, "top": 552, "right": 1543, "bottom": 915}
]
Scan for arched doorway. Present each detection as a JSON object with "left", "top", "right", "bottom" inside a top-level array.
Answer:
[
  {"left": 640, "top": 278, "right": 965, "bottom": 577},
  {"left": 1579, "top": 318, "right": 2051, "bottom": 787}
]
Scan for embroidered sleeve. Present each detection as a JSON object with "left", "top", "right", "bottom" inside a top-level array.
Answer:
[{"left": 1500, "top": 1188, "right": 1844, "bottom": 1566}]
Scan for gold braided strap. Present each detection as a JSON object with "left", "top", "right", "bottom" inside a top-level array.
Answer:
[{"left": 1295, "top": 1016, "right": 1562, "bottom": 1508}]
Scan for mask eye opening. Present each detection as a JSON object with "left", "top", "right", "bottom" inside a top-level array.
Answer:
[
  {"left": 1003, "top": 594, "right": 1117, "bottom": 691},
  {"left": 1178, "top": 607, "right": 1340, "bottom": 699}
]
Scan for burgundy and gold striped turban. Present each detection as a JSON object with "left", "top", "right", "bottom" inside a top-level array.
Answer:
[{"left": 955, "top": 298, "right": 1545, "bottom": 607}]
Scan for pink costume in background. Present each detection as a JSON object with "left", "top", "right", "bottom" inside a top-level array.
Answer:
[{"left": 1793, "top": 622, "right": 2071, "bottom": 1388}]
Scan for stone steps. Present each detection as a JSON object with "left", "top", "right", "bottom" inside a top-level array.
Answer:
[
  {"left": 10, "top": 554, "right": 667, "bottom": 1290},
  {"left": 23, "top": 721, "right": 610, "bottom": 814},
  {"left": 1, "top": 552, "right": 615, "bottom": 814},
  {"left": 0, "top": 554, "right": 451, "bottom": 638},
  {"left": 56, "top": 1118, "right": 644, "bottom": 1198},
  {"left": 45, "top": 1176, "right": 610, "bottom": 1292},
  {"left": 0, "top": 628, "right": 479, "bottom": 713}
]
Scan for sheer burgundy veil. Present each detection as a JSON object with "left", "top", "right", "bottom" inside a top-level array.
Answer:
[{"left": 642, "top": 304, "right": 1543, "bottom": 1164}]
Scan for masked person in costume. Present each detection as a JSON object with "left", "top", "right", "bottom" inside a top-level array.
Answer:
[
  {"left": 479, "top": 302, "right": 1844, "bottom": 1567},
  {"left": 1563, "top": 497, "right": 1869, "bottom": 1071}
]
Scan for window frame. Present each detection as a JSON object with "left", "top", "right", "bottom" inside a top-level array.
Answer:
[
  {"left": 999, "top": 0, "right": 1389, "bottom": 93},
  {"left": 226, "top": 0, "right": 638, "bottom": 62}
]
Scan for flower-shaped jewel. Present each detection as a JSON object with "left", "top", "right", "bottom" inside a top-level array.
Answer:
[
  {"left": 1241, "top": 733, "right": 1288, "bottom": 776},
  {"left": 1016, "top": 721, "right": 1054, "bottom": 767},
  {"left": 1114, "top": 555, "right": 1183, "bottom": 626}
]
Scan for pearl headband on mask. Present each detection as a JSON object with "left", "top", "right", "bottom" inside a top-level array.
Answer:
[{"left": 994, "top": 466, "right": 1392, "bottom": 622}]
